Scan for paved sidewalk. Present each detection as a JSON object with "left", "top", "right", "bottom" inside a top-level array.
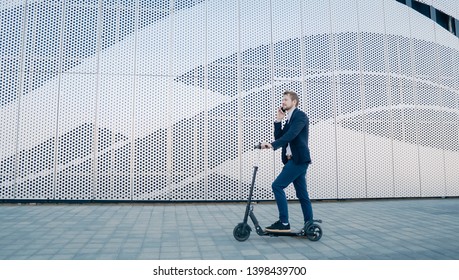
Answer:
[{"left": 0, "top": 198, "right": 458, "bottom": 260}]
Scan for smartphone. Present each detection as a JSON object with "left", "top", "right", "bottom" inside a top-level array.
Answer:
[{"left": 280, "top": 107, "right": 286, "bottom": 113}]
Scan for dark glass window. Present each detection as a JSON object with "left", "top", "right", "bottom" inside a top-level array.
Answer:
[
  {"left": 452, "top": 19, "right": 457, "bottom": 35},
  {"left": 412, "top": 1, "right": 431, "bottom": 18},
  {"left": 395, "top": 0, "right": 406, "bottom": 4},
  {"left": 436, "top": 10, "right": 451, "bottom": 31}
]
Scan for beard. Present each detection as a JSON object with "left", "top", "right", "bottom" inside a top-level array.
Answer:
[{"left": 283, "top": 105, "right": 294, "bottom": 111}]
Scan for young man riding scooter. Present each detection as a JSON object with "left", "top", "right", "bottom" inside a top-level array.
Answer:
[{"left": 260, "top": 90, "right": 313, "bottom": 232}]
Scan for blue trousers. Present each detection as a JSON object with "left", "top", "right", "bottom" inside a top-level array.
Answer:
[{"left": 272, "top": 160, "right": 313, "bottom": 224}]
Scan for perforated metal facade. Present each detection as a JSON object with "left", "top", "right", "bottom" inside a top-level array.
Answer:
[{"left": 1, "top": 0, "right": 459, "bottom": 201}]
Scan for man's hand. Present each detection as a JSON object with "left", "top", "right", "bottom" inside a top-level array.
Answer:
[
  {"left": 260, "top": 142, "right": 272, "bottom": 149},
  {"left": 276, "top": 107, "right": 286, "bottom": 122}
]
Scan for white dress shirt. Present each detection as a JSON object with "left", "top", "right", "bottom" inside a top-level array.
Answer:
[{"left": 285, "top": 108, "right": 295, "bottom": 157}]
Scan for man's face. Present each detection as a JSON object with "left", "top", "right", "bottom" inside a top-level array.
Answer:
[{"left": 281, "top": 94, "right": 296, "bottom": 111}]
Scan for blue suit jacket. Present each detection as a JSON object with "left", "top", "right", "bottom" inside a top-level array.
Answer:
[{"left": 271, "top": 108, "right": 311, "bottom": 165}]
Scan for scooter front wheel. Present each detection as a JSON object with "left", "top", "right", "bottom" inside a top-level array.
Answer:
[{"left": 233, "top": 223, "right": 251, "bottom": 242}]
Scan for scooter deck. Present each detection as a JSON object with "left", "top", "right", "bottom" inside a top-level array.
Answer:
[{"left": 263, "top": 230, "right": 305, "bottom": 237}]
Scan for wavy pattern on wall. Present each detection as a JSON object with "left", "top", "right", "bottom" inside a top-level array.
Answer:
[{"left": 1, "top": 0, "right": 459, "bottom": 201}]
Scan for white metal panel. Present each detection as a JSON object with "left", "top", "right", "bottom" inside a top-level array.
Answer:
[
  {"left": 0, "top": 17, "right": 21, "bottom": 199},
  {"left": 385, "top": 1, "right": 413, "bottom": 78},
  {"left": 171, "top": 78, "right": 206, "bottom": 200},
  {"left": 0, "top": 100, "right": 18, "bottom": 199},
  {"left": 135, "top": 0, "right": 170, "bottom": 76},
  {"left": 384, "top": 0, "right": 412, "bottom": 38},
  {"left": 443, "top": 38, "right": 459, "bottom": 196},
  {"left": 206, "top": 0, "right": 238, "bottom": 65},
  {"left": 392, "top": 79, "right": 422, "bottom": 197},
  {"left": 95, "top": 75, "right": 133, "bottom": 200},
  {"left": 435, "top": 29, "right": 458, "bottom": 88},
  {"left": 357, "top": 0, "right": 386, "bottom": 34},
  {"left": 393, "top": 141, "right": 422, "bottom": 197},
  {"left": 2, "top": 0, "right": 459, "bottom": 201},
  {"left": 206, "top": 100, "right": 240, "bottom": 200},
  {"left": 335, "top": 125, "right": 367, "bottom": 199},
  {"left": 99, "top": 3, "right": 136, "bottom": 75},
  {"left": 419, "top": 146, "right": 446, "bottom": 197},
  {"left": 416, "top": 84, "right": 447, "bottom": 197},
  {"left": 363, "top": 75, "right": 395, "bottom": 198},
  {"left": 412, "top": 8, "right": 447, "bottom": 197},
  {"left": 335, "top": 75, "right": 367, "bottom": 199},
  {"left": 272, "top": 0, "right": 302, "bottom": 80},
  {"left": 133, "top": 75, "right": 169, "bottom": 200},
  {"left": 15, "top": 77, "right": 58, "bottom": 200},
  {"left": 240, "top": 0, "right": 271, "bottom": 50},
  {"left": 272, "top": 0, "right": 302, "bottom": 45},
  {"left": 309, "top": 122, "right": 338, "bottom": 199},
  {"left": 301, "top": 0, "right": 332, "bottom": 36},
  {"left": 56, "top": 73, "right": 97, "bottom": 200},
  {"left": 307, "top": 78, "right": 338, "bottom": 200},
  {"left": 170, "top": 2, "right": 206, "bottom": 77},
  {"left": 63, "top": 2, "right": 98, "bottom": 74},
  {"left": 445, "top": 150, "right": 459, "bottom": 196},
  {"left": 330, "top": 0, "right": 359, "bottom": 33},
  {"left": 1, "top": 0, "right": 25, "bottom": 11}
]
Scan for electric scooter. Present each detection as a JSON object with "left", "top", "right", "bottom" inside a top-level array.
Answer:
[{"left": 233, "top": 143, "right": 323, "bottom": 242}]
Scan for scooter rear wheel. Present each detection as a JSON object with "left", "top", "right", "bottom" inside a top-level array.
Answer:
[
  {"left": 233, "top": 223, "right": 251, "bottom": 242},
  {"left": 305, "top": 223, "right": 322, "bottom": 241}
]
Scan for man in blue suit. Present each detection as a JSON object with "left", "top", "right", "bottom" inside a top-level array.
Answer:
[{"left": 261, "top": 90, "right": 313, "bottom": 232}]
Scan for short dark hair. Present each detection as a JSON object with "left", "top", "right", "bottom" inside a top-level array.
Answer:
[{"left": 283, "top": 90, "right": 299, "bottom": 107}]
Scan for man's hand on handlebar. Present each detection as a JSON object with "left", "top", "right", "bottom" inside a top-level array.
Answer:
[{"left": 260, "top": 142, "right": 272, "bottom": 149}]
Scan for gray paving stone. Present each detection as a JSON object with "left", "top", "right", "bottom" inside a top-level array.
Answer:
[{"left": 1, "top": 198, "right": 459, "bottom": 260}]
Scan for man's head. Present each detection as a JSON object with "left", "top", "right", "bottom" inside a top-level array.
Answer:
[{"left": 281, "top": 90, "right": 299, "bottom": 111}]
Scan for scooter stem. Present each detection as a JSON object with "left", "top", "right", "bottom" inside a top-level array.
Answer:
[{"left": 243, "top": 166, "right": 258, "bottom": 224}]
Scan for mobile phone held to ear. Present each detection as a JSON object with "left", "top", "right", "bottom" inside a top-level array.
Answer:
[{"left": 280, "top": 107, "right": 286, "bottom": 113}]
